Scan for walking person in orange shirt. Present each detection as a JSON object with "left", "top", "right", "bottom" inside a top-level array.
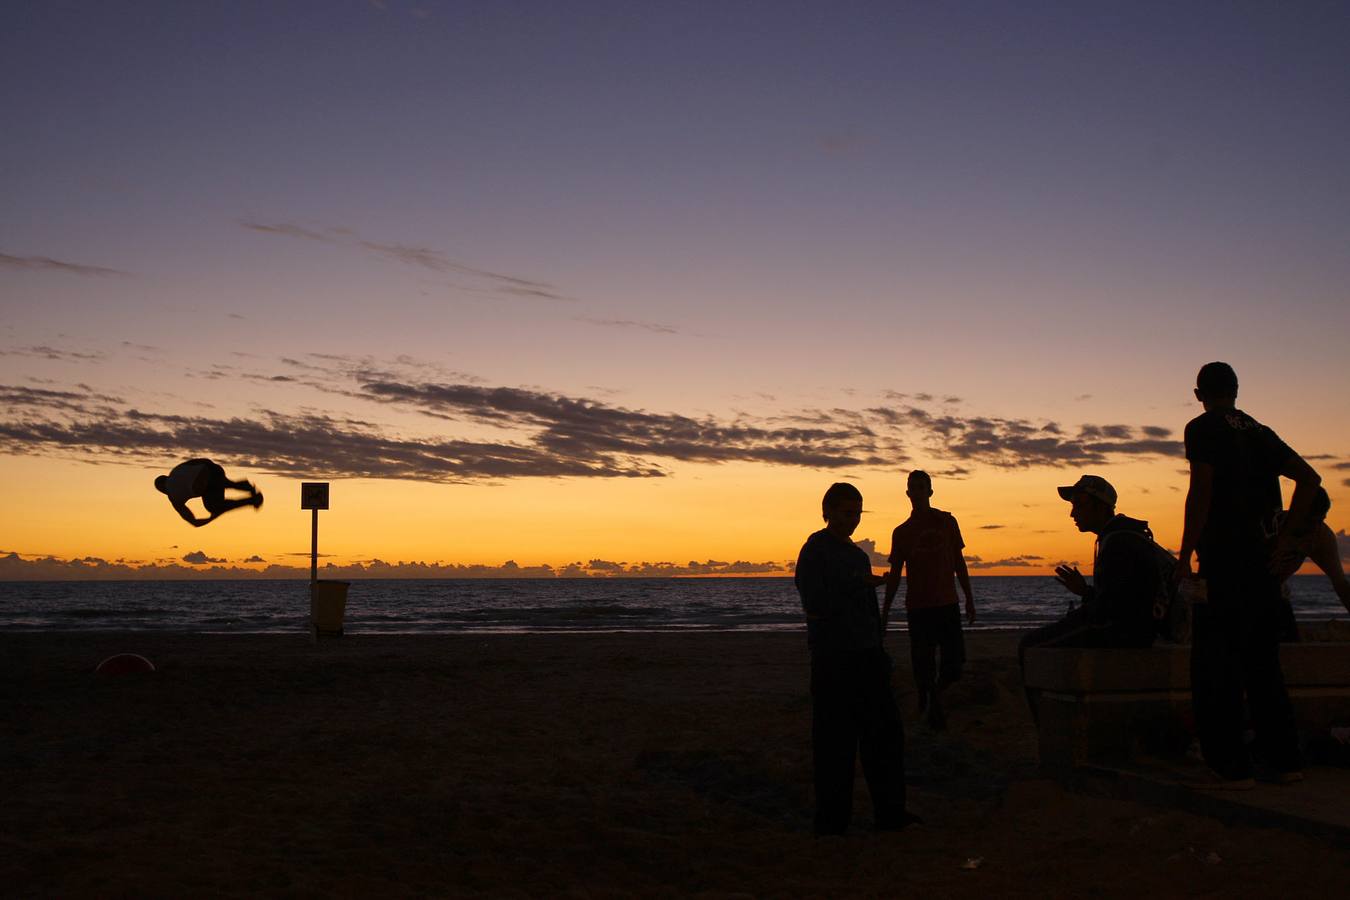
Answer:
[{"left": 881, "top": 471, "right": 975, "bottom": 730}]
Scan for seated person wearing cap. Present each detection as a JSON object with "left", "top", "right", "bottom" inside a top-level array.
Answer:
[{"left": 1019, "top": 475, "right": 1161, "bottom": 722}]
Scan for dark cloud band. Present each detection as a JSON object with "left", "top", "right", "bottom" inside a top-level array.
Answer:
[{"left": 0, "top": 367, "right": 1186, "bottom": 484}]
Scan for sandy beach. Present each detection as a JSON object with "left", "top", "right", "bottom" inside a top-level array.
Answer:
[{"left": 3, "top": 630, "right": 1347, "bottom": 897}]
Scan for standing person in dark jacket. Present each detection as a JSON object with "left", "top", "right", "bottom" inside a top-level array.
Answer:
[
  {"left": 1018, "top": 475, "right": 1161, "bottom": 722},
  {"left": 1177, "top": 361, "right": 1322, "bottom": 789},
  {"left": 795, "top": 482, "right": 915, "bottom": 835}
]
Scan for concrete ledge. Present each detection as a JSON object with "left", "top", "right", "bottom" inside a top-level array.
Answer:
[
  {"left": 1025, "top": 646, "right": 1189, "bottom": 694},
  {"left": 1025, "top": 643, "right": 1350, "bottom": 694},
  {"left": 1025, "top": 643, "right": 1350, "bottom": 768}
]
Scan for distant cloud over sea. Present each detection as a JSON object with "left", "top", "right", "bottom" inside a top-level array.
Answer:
[{"left": 0, "top": 551, "right": 791, "bottom": 581}]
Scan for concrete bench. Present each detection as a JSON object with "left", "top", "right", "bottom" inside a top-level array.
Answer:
[{"left": 1024, "top": 642, "right": 1350, "bottom": 768}]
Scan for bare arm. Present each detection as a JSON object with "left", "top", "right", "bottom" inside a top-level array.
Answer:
[
  {"left": 881, "top": 554, "right": 903, "bottom": 633},
  {"left": 1306, "top": 524, "right": 1350, "bottom": 613},
  {"left": 954, "top": 550, "right": 974, "bottom": 625},
  {"left": 1273, "top": 455, "right": 1324, "bottom": 577},
  {"left": 1176, "top": 461, "right": 1214, "bottom": 580},
  {"left": 1279, "top": 455, "right": 1322, "bottom": 533},
  {"left": 172, "top": 500, "right": 212, "bottom": 528},
  {"left": 795, "top": 544, "right": 826, "bottom": 620}
]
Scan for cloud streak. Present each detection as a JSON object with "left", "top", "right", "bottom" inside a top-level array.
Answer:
[
  {"left": 574, "top": 316, "right": 679, "bottom": 335},
  {"left": 870, "top": 405, "right": 1183, "bottom": 467},
  {"left": 241, "top": 220, "right": 570, "bottom": 302},
  {"left": 0, "top": 345, "right": 106, "bottom": 362},
  {"left": 0, "top": 252, "right": 130, "bottom": 278},
  {"left": 0, "top": 403, "right": 662, "bottom": 482},
  {"left": 357, "top": 379, "right": 897, "bottom": 469},
  {"left": 964, "top": 554, "right": 1045, "bottom": 569},
  {"left": 0, "top": 551, "right": 791, "bottom": 580}
]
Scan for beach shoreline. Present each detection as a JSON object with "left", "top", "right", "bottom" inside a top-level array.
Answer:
[{"left": 5, "top": 631, "right": 1346, "bottom": 896}]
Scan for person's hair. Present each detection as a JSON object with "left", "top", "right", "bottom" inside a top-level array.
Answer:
[
  {"left": 1196, "top": 361, "right": 1238, "bottom": 400},
  {"left": 1312, "top": 486, "right": 1331, "bottom": 522},
  {"left": 907, "top": 470, "right": 932, "bottom": 491},
  {"left": 154, "top": 475, "right": 168, "bottom": 493},
  {"left": 821, "top": 482, "right": 863, "bottom": 520}
]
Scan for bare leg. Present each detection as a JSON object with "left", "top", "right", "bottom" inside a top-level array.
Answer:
[
  {"left": 204, "top": 496, "right": 260, "bottom": 517},
  {"left": 220, "top": 476, "right": 262, "bottom": 509}
]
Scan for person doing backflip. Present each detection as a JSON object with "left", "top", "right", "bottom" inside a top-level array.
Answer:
[{"left": 155, "top": 458, "right": 263, "bottom": 527}]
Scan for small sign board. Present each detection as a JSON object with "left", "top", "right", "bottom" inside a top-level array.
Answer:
[{"left": 300, "top": 482, "right": 330, "bottom": 510}]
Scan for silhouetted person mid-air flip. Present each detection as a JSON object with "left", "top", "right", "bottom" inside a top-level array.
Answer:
[{"left": 155, "top": 458, "right": 262, "bottom": 527}]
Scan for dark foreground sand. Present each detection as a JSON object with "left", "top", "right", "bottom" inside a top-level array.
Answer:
[{"left": 3, "top": 631, "right": 1347, "bottom": 898}]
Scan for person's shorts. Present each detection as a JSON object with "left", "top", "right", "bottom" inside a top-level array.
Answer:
[
  {"left": 193, "top": 461, "right": 231, "bottom": 512},
  {"left": 906, "top": 604, "right": 966, "bottom": 683}
]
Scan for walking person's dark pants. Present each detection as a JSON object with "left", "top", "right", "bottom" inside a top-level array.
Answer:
[
  {"left": 810, "top": 647, "right": 907, "bottom": 834},
  {"left": 907, "top": 604, "right": 965, "bottom": 702},
  {"left": 1191, "top": 563, "right": 1301, "bottom": 779}
]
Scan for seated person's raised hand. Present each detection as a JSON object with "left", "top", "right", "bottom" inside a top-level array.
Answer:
[{"left": 1054, "top": 564, "right": 1088, "bottom": 597}]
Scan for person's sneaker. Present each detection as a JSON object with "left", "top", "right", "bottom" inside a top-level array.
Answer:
[
  {"left": 1187, "top": 770, "right": 1256, "bottom": 791},
  {"left": 1274, "top": 770, "right": 1305, "bottom": 785},
  {"left": 875, "top": 811, "right": 924, "bottom": 832},
  {"left": 252, "top": 492, "right": 265, "bottom": 510}
]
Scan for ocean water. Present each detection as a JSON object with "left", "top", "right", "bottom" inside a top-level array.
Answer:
[{"left": 0, "top": 576, "right": 1343, "bottom": 634}]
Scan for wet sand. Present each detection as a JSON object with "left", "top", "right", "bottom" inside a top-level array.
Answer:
[{"left": 3, "top": 631, "right": 1347, "bottom": 897}]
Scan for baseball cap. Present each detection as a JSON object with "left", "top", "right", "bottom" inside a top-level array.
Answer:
[{"left": 1057, "top": 475, "right": 1117, "bottom": 507}]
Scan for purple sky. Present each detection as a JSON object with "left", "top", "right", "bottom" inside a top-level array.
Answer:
[{"left": 3, "top": 1, "right": 1348, "bottom": 571}]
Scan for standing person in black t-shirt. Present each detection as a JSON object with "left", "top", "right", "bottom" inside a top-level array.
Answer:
[
  {"left": 795, "top": 482, "right": 916, "bottom": 834},
  {"left": 1176, "top": 362, "right": 1323, "bottom": 788}
]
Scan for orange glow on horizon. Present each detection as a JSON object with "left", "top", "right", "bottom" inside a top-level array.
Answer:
[{"left": 1, "top": 452, "right": 1342, "bottom": 580}]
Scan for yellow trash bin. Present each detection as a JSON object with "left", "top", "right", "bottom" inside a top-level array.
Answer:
[{"left": 310, "top": 580, "right": 350, "bottom": 636}]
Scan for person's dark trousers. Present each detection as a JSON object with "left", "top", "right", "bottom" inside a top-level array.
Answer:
[
  {"left": 1275, "top": 585, "right": 1300, "bottom": 644},
  {"left": 1191, "top": 565, "right": 1301, "bottom": 780},
  {"left": 906, "top": 605, "right": 966, "bottom": 702},
  {"left": 1017, "top": 615, "right": 1114, "bottom": 725},
  {"left": 810, "top": 647, "right": 908, "bottom": 834}
]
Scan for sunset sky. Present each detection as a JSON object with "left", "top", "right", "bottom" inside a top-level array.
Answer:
[{"left": 3, "top": 1, "right": 1348, "bottom": 578}]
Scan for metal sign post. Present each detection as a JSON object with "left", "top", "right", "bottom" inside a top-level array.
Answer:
[
  {"left": 300, "top": 482, "right": 330, "bottom": 583},
  {"left": 301, "top": 481, "right": 347, "bottom": 638}
]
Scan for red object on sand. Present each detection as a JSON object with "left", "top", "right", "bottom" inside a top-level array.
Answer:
[{"left": 95, "top": 653, "right": 156, "bottom": 675}]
